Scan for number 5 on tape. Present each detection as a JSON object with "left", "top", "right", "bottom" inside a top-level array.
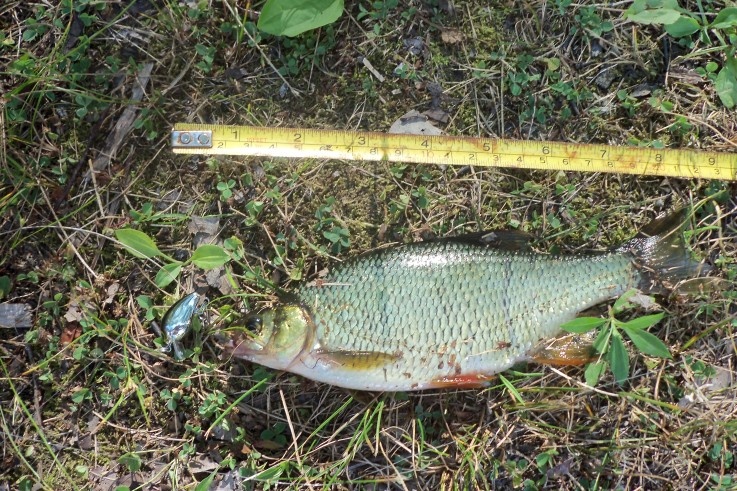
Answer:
[{"left": 171, "top": 124, "right": 737, "bottom": 181}]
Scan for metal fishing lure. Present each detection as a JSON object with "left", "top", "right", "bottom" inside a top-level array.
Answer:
[{"left": 161, "top": 292, "right": 203, "bottom": 360}]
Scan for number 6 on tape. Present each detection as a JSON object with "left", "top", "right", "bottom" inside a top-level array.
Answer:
[{"left": 171, "top": 124, "right": 737, "bottom": 181}]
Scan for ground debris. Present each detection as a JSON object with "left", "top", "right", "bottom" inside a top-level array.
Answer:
[
  {"left": 189, "top": 216, "right": 220, "bottom": 238},
  {"left": 87, "top": 62, "right": 154, "bottom": 177},
  {"left": 0, "top": 303, "right": 32, "bottom": 328},
  {"left": 211, "top": 470, "right": 240, "bottom": 491},
  {"left": 389, "top": 110, "right": 444, "bottom": 135},
  {"left": 678, "top": 365, "right": 736, "bottom": 409}
]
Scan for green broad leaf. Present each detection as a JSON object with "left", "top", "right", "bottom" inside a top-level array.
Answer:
[
  {"left": 609, "top": 332, "right": 630, "bottom": 384},
  {"left": 621, "top": 325, "right": 672, "bottom": 358},
  {"left": 155, "top": 262, "right": 182, "bottom": 288},
  {"left": 560, "top": 316, "right": 607, "bottom": 334},
  {"left": 643, "top": 0, "right": 682, "bottom": 10},
  {"left": 628, "top": 0, "right": 646, "bottom": 11},
  {"left": 715, "top": 64, "right": 737, "bottom": 109},
  {"left": 0, "top": 275, "right": 10, "bottom": 300},
  {"left": 71, "top": 388, "right": 90, "bottom": 403},
  {"left": 619, "top": 312, "right": 664, "bottom": 331},
  {"left": 252, "top": 462, "right": 285, "bottom": 482},
  {"left": 593, "top": 325, "right": 612, "bottom": 354},
  {"left": 194, "top": 471, "right": 217, "bottom": 491},
  {"left": 710, "top": 7, "right": 737, "bottom": 29},
  {"left": 258, "top": 0, "right": 344, "bottom": 37},
  {"left": 626, "top": 8, "right": 681, "bottom": 25},
  {"left": 191, "top": 244, "right": 230, "bottom": 270},
  {"left": 136, "top": 295, "right": 153, "bottom": 309},
  {"left": 585, "top": 361, "right": 607, "bottom": 387},
  {"left": 115, "top": 228, "right": 163, "bottom": 259},
  {"left": 118, "top": 452, "right": 142, "bottom": 472},
  {"left": 665, "top": 15, "right": 700, "bottom": 37},
  {"left": 74, "top": 464, "right": 89, "bottom": 478}
]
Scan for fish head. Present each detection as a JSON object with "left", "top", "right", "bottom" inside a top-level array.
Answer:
[{"left": 231, "top": 304, "right": 311, "bottom": 369}]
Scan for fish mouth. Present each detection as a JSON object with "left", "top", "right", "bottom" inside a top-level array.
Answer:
[
  {"left": 230, "top": 332, "right": 269, "bottom": 358},
  {"left": 215, "top": 328, "right": 268, "bottom": 359}
]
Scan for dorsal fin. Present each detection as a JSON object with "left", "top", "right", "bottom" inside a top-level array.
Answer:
[{"left": 435, "top": 230, "right": 533, "bottom": 251}]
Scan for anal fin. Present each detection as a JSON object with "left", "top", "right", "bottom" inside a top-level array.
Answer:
[{"left": 429, "top": 373, "right": 496, "bottom": 389}]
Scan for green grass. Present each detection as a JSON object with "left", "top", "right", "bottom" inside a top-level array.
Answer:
[{"left": 2, "top": 0, "right": 736, "bottom": 489}]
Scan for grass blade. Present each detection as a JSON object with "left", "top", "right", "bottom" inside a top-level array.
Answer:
[{"left": 498, "top": 373, "right": 524, "bottom": 403}]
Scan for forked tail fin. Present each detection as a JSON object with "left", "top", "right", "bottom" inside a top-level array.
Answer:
[{"left": 617, "top": 209, "right": 711, "bottom": 294}]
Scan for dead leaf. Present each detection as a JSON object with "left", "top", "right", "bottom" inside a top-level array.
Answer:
[
  {"left": 403, "top": 37, "right": 425, "bottom": 56},
  {"left": 188, "top": 455, "right": 220, "bottom": 474},
  {"left": 389, "top": 110, "right": 444, "bottom": 136},
  {"left": 64, "top": 301, "right": 83, "bottom": 323},
  {"left": 206, "top": 266, "right": 234, "bottom": 295},
  {"left": 423, "top": 108, "right": 450, "bottom": 124},
  {"left": 87, "top": 62, "right": 154, "bottom": 177},
  {"left": 103, "top": 282, "right": 120, "bottom": 307},
  {"left": 89, "top": 465, "right": 118, "bottom": 491},
  {"left": 678, "top": 365, "right": 736, "bottom": 408},
  {"left": 253, "top": 439, "right": 284, "bottom": 450},
  {"left": 212, "top": 471, "right": 239, "bottom": 491},
  {"left": 626, "top": 292, "right": 659, "bottom": 310},
  {"left": 61, "top": 323, "right": 83, "bottom": 345},
  {"left": 189, "top": 216, "right": 220, "bottom": 236},
  {"left": 156, "top": 189, "right": 182, "bottom": 211},
  {"left": 441, "top": 29, "right": 463, "bottom": 44}
]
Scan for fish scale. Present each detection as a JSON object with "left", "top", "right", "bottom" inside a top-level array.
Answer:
[{"left": 228, "top": 210, "right": 706, "bottom": 391}]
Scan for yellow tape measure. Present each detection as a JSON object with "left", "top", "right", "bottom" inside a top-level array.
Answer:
[{"left": 171, "top": 124, "right": 737, "bottom": 181}]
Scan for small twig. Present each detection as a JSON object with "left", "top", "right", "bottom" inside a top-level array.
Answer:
[
  {"left": 0, "top": 99, "right": 6, "bottom": 170},
  {"left": 161, "top": 56, "right": 195, "bottom": 96},
  {"left": 279, "top": 388, "right": 315, "bottom": 491},
  {"left": 86, "top": 62, "right": 154, "bottom": 178},
  {"left": 39, "top": 186, "right": 100, "bottom": 281},
  {"left": 660, "top": 111, "right": 737, "bottom": 149},
  {"left": 220, "top": 0, "right": 300, "bottom": 97},
  {"left": 547, "top": 367, "right": 619, "bottom": 397},
  {"left": 359, "top": 56, "right": 385, "bottom": 83},
  {"left": 87, "top": 158, "right": 106, "bottom": 218},
  {"left": 54, "top": 104, "right": 112, "bottom": 208}
]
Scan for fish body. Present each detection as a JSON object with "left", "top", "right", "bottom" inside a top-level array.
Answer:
[{"left": 228, "top": 211, "right": 705, "bottom": 391}]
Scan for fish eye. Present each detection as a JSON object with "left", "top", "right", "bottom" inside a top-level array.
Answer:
[{"left": 245, "top": 316, "right": 262, "bottom": 332}]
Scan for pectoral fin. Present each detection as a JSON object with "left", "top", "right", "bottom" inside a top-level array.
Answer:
[
  {"left": 316, "top": 349, "right": 401, "bottom": 370},
  {"left": 530, "top": 333, "right": 596, "bottom": 366}
]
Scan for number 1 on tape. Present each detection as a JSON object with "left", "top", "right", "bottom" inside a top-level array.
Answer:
[{"left": 171, "top": 124, "right": 737, "bottom": 181}]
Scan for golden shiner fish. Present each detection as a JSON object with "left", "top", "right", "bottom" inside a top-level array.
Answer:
[{"left": 223, "top": 210, "right": 707, "bottom": 391}]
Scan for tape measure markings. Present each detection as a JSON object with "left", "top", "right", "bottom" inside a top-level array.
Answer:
[{"left": 171, "top": 124, "right": 737, "bottom": 181}]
